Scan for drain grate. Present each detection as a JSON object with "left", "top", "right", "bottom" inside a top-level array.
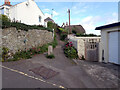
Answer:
[{"left": 29, "top": 66, "right": 59, "bottom": 79}]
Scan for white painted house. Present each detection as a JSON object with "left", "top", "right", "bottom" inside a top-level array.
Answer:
[
  {"left": 0, "top": 0, "right": 46, "bottom": 26},
  {"left": 95, "top": 22, "right": 120, "bottom": 65}
]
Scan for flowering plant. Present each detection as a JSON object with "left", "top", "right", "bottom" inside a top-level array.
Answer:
[
  {"left": 64, "top": 41, "right": 78, "bottom": 59},
  {"left": 65, "top": 41, "right": 73, "bottom": 48}
]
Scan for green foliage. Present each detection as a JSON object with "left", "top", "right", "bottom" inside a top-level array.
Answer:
[
  {"left": 2, "top": 22, "right": 53, "bottom": 32},
  {"left": 59, "top": 28, "right": 65, "bottom": 32},
  {"left": 39, "top": 44, "right": 49, "bottom": 53},
  {"left": 0, "top": 15, "right": 53, "bottom": 32},
  {"left": 72, "top": 30, "right": 77, "bottom": 34},
  {"left": 72, "top": 26, "right": 77, "bottom": 34},
  {"left": 0, "top": 14, "right": 10, "bottom": 22},
  {"left": 47, "top": 21, "right": 59, "bottom": 32},
  {"left": 64, "top": 42, "right": 78, "bottom": 59},
  {"left": 1, "top": 33, "right": 58, "bottom": 62},
  {"left": 2, "top": 47, "right": 9, "bottom": 61},
  {"left": 58, "top": 28, "right": 68, "bottom": 41},
  {"left": 47, "top": 21, "right": 54, "bottom": 30},
  {"left": 12, "top": 51, "right": 32, "bottom": 61},
  {"left": 59, "top": 28, "right": 68, "bottom": 33},
  {"left": 60, "top": 34, "right": 67, "bottom": 41},
  {"left": 76, "top": 33, "right": 99, "bottom": 37},
  {"left": 81, "top": 55, "right": 85, "bottom": 60},
  {"left": 46, "top": 54, "right": 55, "bottom": 59}
]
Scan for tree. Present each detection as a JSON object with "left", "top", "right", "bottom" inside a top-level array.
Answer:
[
  {"left": 47, "top": 21, "right": 54, "bottom": 30},
  {"left": 47, "top": 21, "right": 59, "bottom": 32}
]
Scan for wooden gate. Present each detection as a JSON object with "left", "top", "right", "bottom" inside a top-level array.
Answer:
[{"left": 85, "top": 42, "right": 99, "bottom": 61}]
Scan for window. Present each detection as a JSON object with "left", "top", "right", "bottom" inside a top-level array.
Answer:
[
  {"left": 0, "top": 7, "right": 4, "bottom": 14},
  {"left": 39, "top": 16, "right": 41, "bottom": 22}
]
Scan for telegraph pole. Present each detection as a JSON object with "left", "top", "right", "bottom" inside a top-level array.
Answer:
[
  {"left": 51, "top": 9, "right": 54, "bottom": 18},
  {"left": 68, "top": 9, "right": 71, "bottom": 38}
]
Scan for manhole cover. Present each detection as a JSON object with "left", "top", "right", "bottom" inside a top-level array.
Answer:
[{"left": 29, "top": 66, "right": 59, "bottom": 79}]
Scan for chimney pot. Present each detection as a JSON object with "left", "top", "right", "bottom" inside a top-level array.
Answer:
[{"left": 4, "top": 0, "right": 11, "bottom": 5}]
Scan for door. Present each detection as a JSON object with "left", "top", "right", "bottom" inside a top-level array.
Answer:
[
  {"left": 109, "top": 31, "right": 119, "bottom": 64},
  {"left": 85, "top": 42, "right": 99, "bottom": 61}
]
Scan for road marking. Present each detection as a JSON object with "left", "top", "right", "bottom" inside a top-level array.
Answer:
[{"left": 0, "top": 65, "right": 66, "bottom": 89}]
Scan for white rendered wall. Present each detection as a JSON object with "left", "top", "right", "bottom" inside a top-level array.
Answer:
[
  {"left": 0, "top": 5, "right": 10, "bottom": 17},
  {"left": 99, "top": 26, "right": 120, "bottom": 63},
  {"left": 9, "top": 0, "right": 45, "bottom": 26}
]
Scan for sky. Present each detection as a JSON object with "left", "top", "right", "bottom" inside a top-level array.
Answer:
[{"left": 0, "top": 0, "right": 119, "bottom": 35}]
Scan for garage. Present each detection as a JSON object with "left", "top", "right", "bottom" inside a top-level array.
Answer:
[
  {"left": 109, "top": 31, "right": 119, "bottom": 64},
  {"left": 95, "top": 22, "right": 120, "bottom": 65}
]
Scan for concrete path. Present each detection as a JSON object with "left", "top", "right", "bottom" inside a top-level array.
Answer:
[{"left": 1, "top": 34, "right": 100, "bottom": 88}]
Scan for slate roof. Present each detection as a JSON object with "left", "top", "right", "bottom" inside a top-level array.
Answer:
[
  {"left": 44, "top": 17, "right": 54, "bottom": 22},
  {"left": 95, "top": 22, "right": 120, "bottom": 30}
]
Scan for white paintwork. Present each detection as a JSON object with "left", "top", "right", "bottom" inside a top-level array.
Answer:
[
  {"left": 0, "top": 0, "right": 45, "bottom": 26},
  {"left": 0, "top": 5, "right": 11, "bottom": 16},
  {"left": 69, "top": 35, "right": 101, "bottom": 59},
  {"left": 109, "top": 32, "right": 119, "bottom": 64},
  {"left": 99, "top": 26, "right": 120, "bottom": 64}
]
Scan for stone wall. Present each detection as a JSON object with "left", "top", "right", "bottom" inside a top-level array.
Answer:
[{"left": 2, "top": 27, "right": 53, "bottom": 53}]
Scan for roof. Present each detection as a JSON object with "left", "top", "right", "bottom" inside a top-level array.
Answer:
[
  {"left": 64, "top": 25, "right": 86, "bottom": 34},
  {"left": 0, "top": 4, "right": 12, "bottom": 7},
  {"left": 95, "top": 22, "right": 120, "bottom": 30},
  {"left": 44, "top": 17, "right": 54, "bottom": 22}
]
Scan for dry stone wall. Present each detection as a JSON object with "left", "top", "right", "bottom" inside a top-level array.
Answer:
[{"left": 2, "top": 27, "right": 53, "bottom": 53}]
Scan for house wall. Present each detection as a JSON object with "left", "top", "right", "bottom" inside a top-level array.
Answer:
[
  {"left": 9, "top": 0, "right": 45, "bottom": 26},
  {"left": 0, "top": 5, "right": 11, "bottom": 17},
  {"left": 99, "top": 26, "right": 120, "bottom": 63},
  {"left": 44, "top": 21, "right": 48, "bottom": 28},
  {"left": 2, "top": 27, "right": 53, "bottom": 54}
]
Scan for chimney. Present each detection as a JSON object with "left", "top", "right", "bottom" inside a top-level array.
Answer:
[
  {"left": 4, "top": 0, "right": 11, "bottom": 5},
  {"left": 66, "top": 22, "right": 68, "bottom": 26}
]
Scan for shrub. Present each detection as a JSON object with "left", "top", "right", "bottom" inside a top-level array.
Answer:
[
  {"left": 60, "top": 34, "right": 67, "bottom": 41},
  {"left": 76, "top": 33, "right": 83, "bottom": 37},
  {"left": 12, "top": 51, "right": 32, "bottom": 61},
  {"left": 0, "top": 14, "right": 10, "bottom": 22},
  {"left": 72, "top": 30, "right": 77, "bottom": 34},
  {"left": 47, "top": 21, "right": 58, "bottom": 32},
  {"left": 46, "top": 54, "right": 55, "bottom": 59},
  {"left": 76, "top": 33, "right": 99, "bottom": 37},
  {"left": 64, "top": 42, "right": 78, "bottom": 59},
  {"left": 58, "top": 28, "right": 68, "bottom": 41},
  {"left": 1, "top": 32, "right": 58, "bottom": 62},
  {"left": 47, "top": 21, "right": 54, "bottom": 30},
  {"left": 39, "top": 44, "right": 49, "bottom": 53},
  {"left": 81, "top": 55, "right": 85, "bottom": 60},
  {"left": 2, "top": 47, "right": 9, "bottom": 61},
  {"left": 0, "top": 15, "right": 53, "bottom": 32}
]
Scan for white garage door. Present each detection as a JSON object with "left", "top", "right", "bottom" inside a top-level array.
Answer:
[{"left": 109, "top": 31, "right": 119, "bottom": 64}]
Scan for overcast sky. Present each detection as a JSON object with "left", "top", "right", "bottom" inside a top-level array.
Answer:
[{"left": 0, "top": 1, "right": 118, "bottom": 35}]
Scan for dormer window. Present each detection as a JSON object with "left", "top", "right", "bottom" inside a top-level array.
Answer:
[{"left": 39, "top": 16, "right": 41, "bottom": 22}]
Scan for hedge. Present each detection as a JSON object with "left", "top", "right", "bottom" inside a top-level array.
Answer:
[{"left": 1, "top": 21, "right": 53, "bottom": 32}]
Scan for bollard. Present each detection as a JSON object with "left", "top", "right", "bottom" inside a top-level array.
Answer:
[{"left": 48, "top": 45, "right": 53, "bottom": 55}]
